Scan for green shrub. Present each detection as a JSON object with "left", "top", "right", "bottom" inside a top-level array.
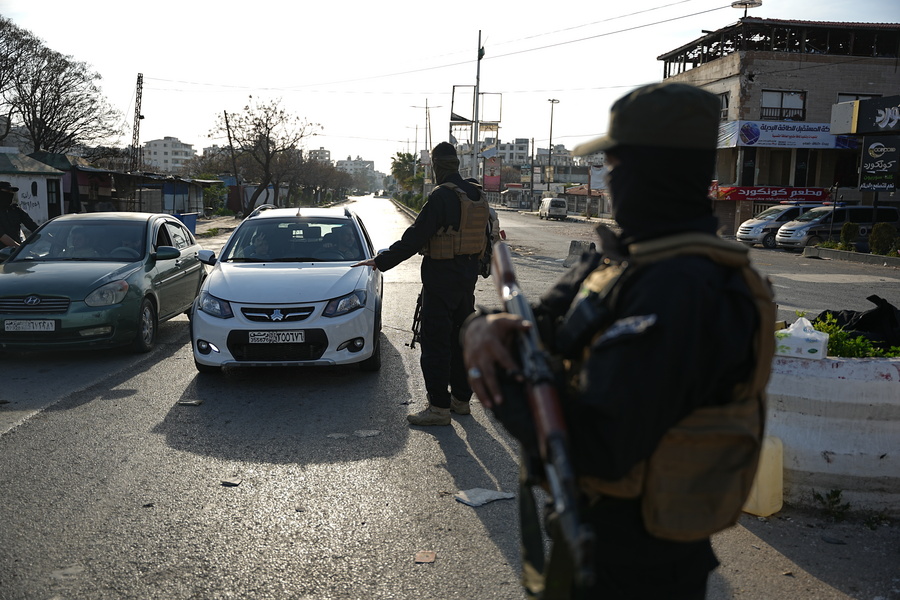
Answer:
[
  {"left": 839, "top": 222, "right": 859, "bottom": 250},
  {"left": 869, "top": 223, "right": 898, "bottom": 255},
  {"left": 812, "top": 313, "right": 900, "bottom": 358}
]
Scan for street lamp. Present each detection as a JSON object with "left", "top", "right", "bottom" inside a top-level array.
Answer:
[{"left": 547, "top": 99, "right": 559, "bottom": 193}]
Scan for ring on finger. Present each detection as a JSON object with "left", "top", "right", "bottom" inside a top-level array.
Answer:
[{"left": 467, "top": 367, "right": 482, "bottom": 379}]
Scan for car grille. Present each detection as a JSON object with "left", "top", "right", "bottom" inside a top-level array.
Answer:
[
  {"left": 0, "top": 296, "right": 70, "bottom": 314},
  {"left": 737, "top": 225, "right": 753, "bottom": 235},
  {"left": 241, "top": 306, "right": 314, "bottom": 322},
  {"left": 226, "top": 329, "right": 328, "bottom": 361}
]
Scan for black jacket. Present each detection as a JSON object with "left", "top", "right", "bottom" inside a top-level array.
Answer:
[
  {"left": 0, "top": 204, "right": 39, "bottom": 242},
  {"left": 374, "top": 173, "right": 481, "bottom": 290},
  {"left": 534, "top": 231, "right": 758, "bottom": 481}
]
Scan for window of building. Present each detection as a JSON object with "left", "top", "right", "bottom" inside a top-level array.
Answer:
[
  {"left": 761, "top": 90, "right": 806, "bottom": 121},
  {"left": 718, "top": 92, "right": 730, "bottom": 121},
  {"left": 836, "top": 93, "right": 880, "bottom": 103}
]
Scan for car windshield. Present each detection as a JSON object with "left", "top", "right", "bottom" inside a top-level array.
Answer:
[
  {"left": 793, "top": 207, "right": 833, "bottom": 223},
  {"left": 754, "top": 207, "right": 788, "bottom": 220},
  {"left": 221, "top": 217, "right": 366, "bottom": 263},
  {"left": 10, "top": 220, "right": 146, "bottom": 262}
]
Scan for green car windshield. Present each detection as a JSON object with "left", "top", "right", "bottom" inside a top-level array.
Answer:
[{"left": 12, "top": 221, "right": 147, "bottom": 262}]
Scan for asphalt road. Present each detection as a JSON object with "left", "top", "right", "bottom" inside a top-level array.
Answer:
[{"left": 0, "top": 196, "right": 896, "bottom": 599}]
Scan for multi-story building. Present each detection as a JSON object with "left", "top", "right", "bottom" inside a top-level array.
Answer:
[
  {"left": 657, "top": 17, "right": 900, "bottom": 234},
  {"left": 308, "top": 147, "right": 332, "bottom": 164},
  {"left": 143, "top": 136, "right": 196, "bottom": 173}
]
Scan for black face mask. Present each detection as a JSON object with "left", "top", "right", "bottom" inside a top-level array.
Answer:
[
  {"left": 606, "top": 145, "right": 719, "bottom": 243},
  {"left": 0, "top": 193, "right": 13, "bottom": 210}
]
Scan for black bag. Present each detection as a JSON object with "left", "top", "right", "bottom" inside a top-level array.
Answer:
[{"left": 814, "top": 295, "right": 900, "bottom": 349}]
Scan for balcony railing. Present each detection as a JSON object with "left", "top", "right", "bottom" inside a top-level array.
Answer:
[{"left": 760, "top": 107, "right": 806, "bottom": 121}]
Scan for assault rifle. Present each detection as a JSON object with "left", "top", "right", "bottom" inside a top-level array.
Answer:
[
  {"left": 406, "top": 287, "right": 423, "bottom": 349},
  {"left": 492, "top": 241, "right": 595, "bottom": 587}
]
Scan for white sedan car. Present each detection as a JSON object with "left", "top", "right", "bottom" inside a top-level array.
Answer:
[{"left": 191, "top": 206, "right": 383, "bottom": 373}]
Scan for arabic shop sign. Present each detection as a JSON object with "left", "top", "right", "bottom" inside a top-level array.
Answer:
[
  {"left": 857, "top": 96, "right": 900, "bottom": 135},
  {"left": 717, "top": 186, "right": 831, "bottom": 202},
  {"left": 718, "top": 121, "right": 858, "bottom": 149},
  {"left": 859, "top": 136, "right": 898, "bottom": 192}
]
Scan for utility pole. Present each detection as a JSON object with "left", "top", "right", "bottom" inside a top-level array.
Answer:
[
  {"left": 130, "top": 73, "right": 144, "bottom": 174},
  {"left": 547, "top": 99, "right": 559, "bottom": 195},
  {"left": 472, "top": 31, "right": 483, "bottom": 180},
  {"left": 224, "top": 110, "right": 243, "bottom": 214}
]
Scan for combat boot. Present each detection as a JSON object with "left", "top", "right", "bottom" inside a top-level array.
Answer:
[
  {"left": 450, "top": 396, "right": 471, "bottom": 415},
  {"left": 407, "top": 404, "right": 451, "bottom": 426}
]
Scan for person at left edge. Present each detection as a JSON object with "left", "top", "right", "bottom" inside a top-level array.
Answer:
[
  {"left": 353, "top": 142, "right": 490, "bottom": 426},
  {"left": 0, "top": 181, "right": 38, "bottom": 248}
]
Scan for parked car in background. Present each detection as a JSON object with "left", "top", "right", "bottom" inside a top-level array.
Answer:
[
  {"left": 190, "top": 206, "right": 383, "bottom": 374},
  {"left": 775, "top": 205, "right": 900, "bottom": 250},
  {"left": 0, "top": 212, "right": 205, "bottom": 353},
  {"left": 539, "top": 197, "right": 568, "bottom": 220},
  {"left": 736, "top": 202, "right": 822, "bottom": 249}
]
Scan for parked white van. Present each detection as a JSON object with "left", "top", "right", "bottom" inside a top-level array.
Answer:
[
  {"left": 775, "top": 205, "right": 900, "bottom": 249},
  {"left": 539, "top": 197, "right": 568, "bottom": 221},
  {"left": 736, "top": 202, "right": 822, "bottom": 249}
]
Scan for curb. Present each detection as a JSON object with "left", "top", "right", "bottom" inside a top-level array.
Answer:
[{"left": 802, "top": 246, "right": 900, "bottom": 268}]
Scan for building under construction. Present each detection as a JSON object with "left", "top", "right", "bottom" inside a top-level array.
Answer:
[{"left": 658, "top": 17, "right": 899, "bottom": 235}]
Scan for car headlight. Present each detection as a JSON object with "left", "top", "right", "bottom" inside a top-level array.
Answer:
[
  {"left": 198, "top": 290, "right": 234, "bottom": 319},
  {"left": 751, "top": 225, "right": 764, "bottom": 235},
  {"left": 85, "top": 280, "right": 129, "bottom": 306},
  {"left": 323, "top": 290, "right": 366, "bottom": 317}
]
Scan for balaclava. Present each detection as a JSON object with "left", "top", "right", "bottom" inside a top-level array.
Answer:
[
  {"left": 431, "top": 142, "right": 460, "bottom": 185},
  {"left": 606, "top": 145, "right": 718, "bottom": 243}
]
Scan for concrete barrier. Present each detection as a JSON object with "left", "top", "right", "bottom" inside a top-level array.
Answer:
[
  {"left": 765, "top": 356, "right": 900, "bottom": 515},
  {"left": 563, "top": 240, "right": 595, "bottom": 267}
]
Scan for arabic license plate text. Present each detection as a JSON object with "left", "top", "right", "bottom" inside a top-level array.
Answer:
[
  {"left": 4, "top": 319, "right": 56, "bottom": 332},
  {"left": 249, "top": 330, "right": 305, "bottom": 344}
]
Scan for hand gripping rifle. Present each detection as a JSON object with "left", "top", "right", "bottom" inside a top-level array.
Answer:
[
  {"left": 405, "top": 286, "right": 423, "bottom": 349},
  {"left": 492, "top": 241, "right": 595, "bottom": 588}
]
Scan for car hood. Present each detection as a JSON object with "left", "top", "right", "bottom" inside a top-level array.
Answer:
[
  {"left": 206, "top": 262, "right": 368, "bottom": 303},
  {"left": 0, "top": 261, "right": 140, "bottom": 298}
]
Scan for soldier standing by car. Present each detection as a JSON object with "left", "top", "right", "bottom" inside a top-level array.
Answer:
[
  {"left": 354, "top": 142, "right": 490, "bottom": 426},
  {"left": 0, "top": 182, "right": 38, "bottom": 248}
]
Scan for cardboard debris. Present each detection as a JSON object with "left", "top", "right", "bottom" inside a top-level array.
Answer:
[
  {"left": 221, "top": 478, "right": 242, "bottom": 487},
  {"left": 414, "top": 551, "right": 436, "bottom": 563},
  {"left": 454, "top": 488, "right": 515, "bottom": 507}
]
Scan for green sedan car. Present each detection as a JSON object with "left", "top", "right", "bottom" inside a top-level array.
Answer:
[{"left": 0, "top": 212, "right": 205, "bottom": 353}]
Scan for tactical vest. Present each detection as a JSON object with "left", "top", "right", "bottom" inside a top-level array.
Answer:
[
  {"left": 570, "top": 232, "right": 776, "bottom": 542},
  {"left": 423, "top": 182, "right": 490, "bottom": 259}
]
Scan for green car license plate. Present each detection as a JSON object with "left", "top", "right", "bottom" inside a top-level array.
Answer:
[
  {"left": 5, "top": 319, "right": 56, "bottom": 332},
  {"left": 249, "top": 330, "right": 305, "bottom": 344}
]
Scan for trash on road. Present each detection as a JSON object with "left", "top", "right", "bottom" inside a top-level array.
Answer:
[
  {"left": 354, "top": 429, "right": 380, "bottom": 437},
  {"left": 414, "top": 550, "right": 436, "bottom": 563},
  {"left": 454, "top": 488, "right": 515, "bottom": 507},
  {"left": 177, "top": 399, "right": 203, "bottom": 406},
  {"left": 221, "top": 478, "right": 242, "bottom": 487}
]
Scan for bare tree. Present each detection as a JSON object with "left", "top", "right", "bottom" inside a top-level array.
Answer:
[
  {"left": 212, "top": 97, "right": 320, "bottom": 215},
  {"left": 10, "top": 43, "right": 122, "bottom": 153},
  {"left": 0, "top": 17, "right": 39, "bottom": 145}
]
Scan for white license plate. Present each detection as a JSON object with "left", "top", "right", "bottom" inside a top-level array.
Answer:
[
  {"left": 249, "top": 330, "right": 305, "bottom": 344},
  {"left": 4, "top": 319, "right": 56, "bottom": 332}
]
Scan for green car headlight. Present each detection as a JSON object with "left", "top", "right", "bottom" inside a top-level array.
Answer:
[
  {"left": 323, "top": 290, "right": 366, "bottom": 317},
  {"left": 85, "top": 280, "right": 129, "bottom": 307},
  {"left": 198, "top": 290, "right": 234, "bottom": 319}
]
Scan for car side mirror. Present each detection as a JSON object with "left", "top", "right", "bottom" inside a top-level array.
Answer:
[
  {"left": 198, "top": 249, "right": 217, "bottom": 265},
  {"left": 152, "top": 246, "right": 181, "bottom": 261}
]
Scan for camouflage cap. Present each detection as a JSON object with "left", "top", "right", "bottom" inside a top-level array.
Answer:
[{"left": 573, "top": 82, "right": 720, "bottom": 156}]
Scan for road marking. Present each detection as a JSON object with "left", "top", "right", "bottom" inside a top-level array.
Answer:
[{"left": 771, "top": 273, "right": 900, "bottom": 283}]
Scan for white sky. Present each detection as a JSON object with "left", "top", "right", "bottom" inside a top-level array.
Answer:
[{"left": 1, "top": 0, "right": 898, "bottom": 174}]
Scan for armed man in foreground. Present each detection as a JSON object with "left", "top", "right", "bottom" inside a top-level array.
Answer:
[
  {"left": 462, "top": 83, "right": 775, "bottom": 599},
  {"left": 355, "top": 142, "right": 489, "bottom": 426}
]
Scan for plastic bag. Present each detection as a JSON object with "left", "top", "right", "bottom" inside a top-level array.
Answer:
[{"left": 775, "top": 317, "right": 828, "bottom": 359}]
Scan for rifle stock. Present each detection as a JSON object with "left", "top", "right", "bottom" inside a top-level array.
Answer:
[
  {"left": 406, "top": 287, "right": 423, "bottom": 349},
  {"left": 491, "top": 241, "right": 595, "bottom": 587}
]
